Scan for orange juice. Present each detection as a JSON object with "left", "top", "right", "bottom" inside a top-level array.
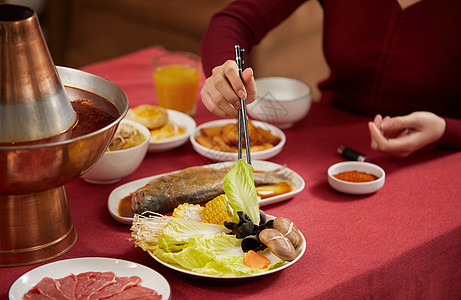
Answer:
[{"left": 153, "top": 64, "right": 199, "bottom": 115}]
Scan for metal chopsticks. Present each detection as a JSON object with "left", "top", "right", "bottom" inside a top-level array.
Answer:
[{"left": 234, "top": 45, "right": 252, "bottom": 165}]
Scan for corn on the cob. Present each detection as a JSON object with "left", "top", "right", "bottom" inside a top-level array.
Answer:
[
  {"left": 204, "top": 195, "right": 237, "bottom": 225},
  {"left": 172, "top": 203, "right": 205, "bottom": 222}
]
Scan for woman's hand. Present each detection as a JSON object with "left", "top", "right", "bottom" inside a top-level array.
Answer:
[
  {"left": 368, "top": 112, "right": 446, "bottom": 158},
  {"left": 200, "top": 60, "right": 257, "bottom": 118}
]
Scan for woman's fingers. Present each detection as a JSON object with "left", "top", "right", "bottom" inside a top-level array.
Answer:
[
  {"left": 368, "top": 122, "right": 384, "bottom": 150},
  {"left": 368, "top": 112, "right": 446, "bottom": 158},
  {"left": 201, "top": 77, "right": 238, "bottom": 118},
  {"left": 200, "top": 60, "right": 257, "bottom": 118},
  {"left": 241, "top": 67, "right": 256, "bottom": 104}
]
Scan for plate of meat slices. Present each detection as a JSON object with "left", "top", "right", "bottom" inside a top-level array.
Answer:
[
  {"left": 9, "top": 257, "right": 171, "bottom": 300},
  {"left": 107, "top": 160, "right": 306, "bottom": 225}
]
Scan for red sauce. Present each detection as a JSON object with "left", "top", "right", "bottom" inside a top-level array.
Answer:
[
  {"left": 333, "top": 171, "right": 378, "bottom": 182},
  {"left": 0, "top": 86, "right": 119, "bottom": 146}
]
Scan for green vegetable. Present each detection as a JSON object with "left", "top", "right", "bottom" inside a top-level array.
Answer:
[
  {"left": 154, "top": 219, "right": 283, "bottom": 276},
  {"left": 223, "top": 159, "right": 260, "bottom": 225},
  {"left": 157, "top": 219, "right": 228, "bottom": 252}
]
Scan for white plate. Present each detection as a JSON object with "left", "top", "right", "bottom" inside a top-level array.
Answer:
[
  {"left": 127, "top": 108, "right": 196, "bottom": 152},
  {"left": 8, "top": 257, "right": 171, "bottom": 300},
  {"left": 148, "top": 215, "right": 306, "bottom": 280},
  {"left": 190, "top": 119, "right": 286, "bottom": 161},
  {"left": 108, "top": 160, "right": 305, "bottom": 225}
]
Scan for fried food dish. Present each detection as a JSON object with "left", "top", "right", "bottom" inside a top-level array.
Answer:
[
  {"left": 131, "top": 104, "right": 168, "bottom": 129},
  {"left": 150, "top": 123, "right": 185, "bottom": 141},
  {"left": 130, "top": 104, "right": 186, "bottom": 141},
  {"left": 195, "top": 120, "right": 281, "bottom": 153}
]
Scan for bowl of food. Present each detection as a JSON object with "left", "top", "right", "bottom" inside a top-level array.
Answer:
[
  {"left": 127, "top": 104, "right": 196, "bottom": 152},
  {"left": 82, "top": 119, "right": 150, "bottom": 184},
  {"left": 247, "top": 77, "right": 311, "bottom": 129},
  {"left": 327, "top": 161, "right": 385, "bottom": 195},
  {"left": 190, "top": 119, "right": 285, "bottom": 161}
]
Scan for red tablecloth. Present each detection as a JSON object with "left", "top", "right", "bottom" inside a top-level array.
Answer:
[{"left": 2, "top": 47, "right": 461, "bottom": 299}]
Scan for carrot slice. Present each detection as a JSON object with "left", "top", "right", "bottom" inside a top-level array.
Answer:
[{"left": 244, "top": 250, "right": 271, "bottom": 269}]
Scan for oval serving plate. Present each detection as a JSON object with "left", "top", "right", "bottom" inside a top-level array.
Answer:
[
  {"left": 147, "top": 214, "right": 306, "bottom": 281},
  {"left": 108, "top": 160, "right": 305, "bottom": 225},
  {"left": 126, "top": 108, "right": 196, "bottom": 152},
  {"left": 190, "top": 119, "right": 286, "bottom": 162},
  {"left": 9, "top": 257, "right": 171, "bottom": 300}
]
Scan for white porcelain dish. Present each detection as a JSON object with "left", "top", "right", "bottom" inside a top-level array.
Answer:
[
  {"left": 9, "top": 257, "right": 171, "bottom": 300},
  {"left": 82, "top": 119, "right": 150, "bottom": 184},
  {"left": 247, "top": 77, "right": 312, "bottom": 129},
  {"left": 147, "top": 215, "right": 306, "bottom": 281},
  {"left": 127, "top": 108, "right": 196, "bottom": 152},
  {"left": 327, "top": 161, "right": 385, "bottom": 195},
  {"left": 190, "top": 119, "right": 286, "bottom": 162},
  {"left": 108, "top": 160, "right": 305, "bottom": 225}
]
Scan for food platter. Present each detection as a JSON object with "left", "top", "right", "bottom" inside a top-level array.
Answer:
[
  {"left": 107, "top": 160, "right": 305, "bottom": 225},
  {"left": 147, "top": 215, "right": 306, "bottom": 281},
  {"left": 126, "top": 108, "right": 196, "bottom": 152},
  {"left": 190, "top": 119, "right": 286, "bottom": 161},
  {"left": 8, "top": 257, "right": 171, "bottom": 300}
]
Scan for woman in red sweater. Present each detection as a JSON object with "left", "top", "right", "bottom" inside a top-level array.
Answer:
[{"left": 200, "top": 0, "right": 461, "bottom": 157}]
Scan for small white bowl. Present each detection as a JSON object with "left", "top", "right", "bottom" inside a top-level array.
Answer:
[
  {"left": 247, "top": 77, "right": 312, "bottom": 129},
  {"left": 82, "top": 120, "right": 150, "bottom": 184},
  {"left": 327, "top": 161, "right": 385, "bottom": 195},
  {"left": 190, "top": 119, "right": 286, "bottom": 162}
]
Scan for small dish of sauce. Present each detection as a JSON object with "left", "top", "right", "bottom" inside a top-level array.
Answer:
[
  {"left": 327, "top": 161, "right": 385, "bottom": 195},
  {"left": 333, "top": 171, "right": 378, "bottom": 183}
]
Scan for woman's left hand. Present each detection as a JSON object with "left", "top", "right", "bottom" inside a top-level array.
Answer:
[{"left": 368, "top": 111, "right": 446, "bottom": 157}]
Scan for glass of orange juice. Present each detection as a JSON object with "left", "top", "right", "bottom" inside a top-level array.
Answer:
[{"left": 153, "top": 52, "right": 200, "bottom": 116}]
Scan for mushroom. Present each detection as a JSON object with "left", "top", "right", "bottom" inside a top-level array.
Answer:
[
  {"left": 272, "top": 217, "right": 303, "bottom": 248},
  {"left": 258, "top": 228, "right": 296, "bottom": 261}
]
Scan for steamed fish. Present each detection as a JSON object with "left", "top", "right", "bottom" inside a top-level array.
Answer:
[{"left": 131, "top": 166, "right": 291, "bottom": 214}]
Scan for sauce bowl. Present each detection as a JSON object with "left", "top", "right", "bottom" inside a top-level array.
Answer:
[{"left": 327, "top": 161, "right": 385, "bottom": 195}]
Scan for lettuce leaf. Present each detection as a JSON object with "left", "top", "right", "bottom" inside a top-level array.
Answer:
[
  {"left": 155, "top": 229, "right": 284, "bottom": 276},
  {"left": 222, "top": 159, "right": 260, "bottom": 225},
  {"left": 158, "top": 219, "right": 229, "bottom": 252}
]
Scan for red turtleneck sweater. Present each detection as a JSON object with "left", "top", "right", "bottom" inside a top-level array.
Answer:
[{"left": 200, "top": 0, "right": 461, "bottom": 148}]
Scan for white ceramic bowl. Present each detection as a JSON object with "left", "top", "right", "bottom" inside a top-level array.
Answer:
[
  {"left": 82, "top": 120, "right": 150, "bottom": 184},
  {"left": 327, "top": 161, "right": 385, "bottom": 195},
  {"left": 190, "top": 119, "right": 286, "bottom": 162},
  {"left": 247, "top": 77, "right": 311, "bottom": 129}
]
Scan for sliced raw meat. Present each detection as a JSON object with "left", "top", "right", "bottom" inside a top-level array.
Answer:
[
  {"left": 23, "top": 286, "right": 52, "bottom": 299},
  {"left": 25, "top": 277, "right": 66, "bottom": 299},
  {"left": 75, "top": 272, "right": 102, "bottom": 299},
  {"left": 103, "top": 285, "right": 162, "bottom": 300},
  {"left": 24, "top": 272, "right": 161, "bottom": 300},
  {"left": 77, "top": 272, "right": 116, "bottom": 299},
  {"left": 56, "top": 273, "right": 78, "bottom": 299},
  {"left": 88, "top": 276, "right": 141, "bottom": 300}
]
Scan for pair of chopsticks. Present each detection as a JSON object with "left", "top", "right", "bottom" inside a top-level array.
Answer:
[{"left": 234, "top": 45, "right": 252, "bottom": 165}]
